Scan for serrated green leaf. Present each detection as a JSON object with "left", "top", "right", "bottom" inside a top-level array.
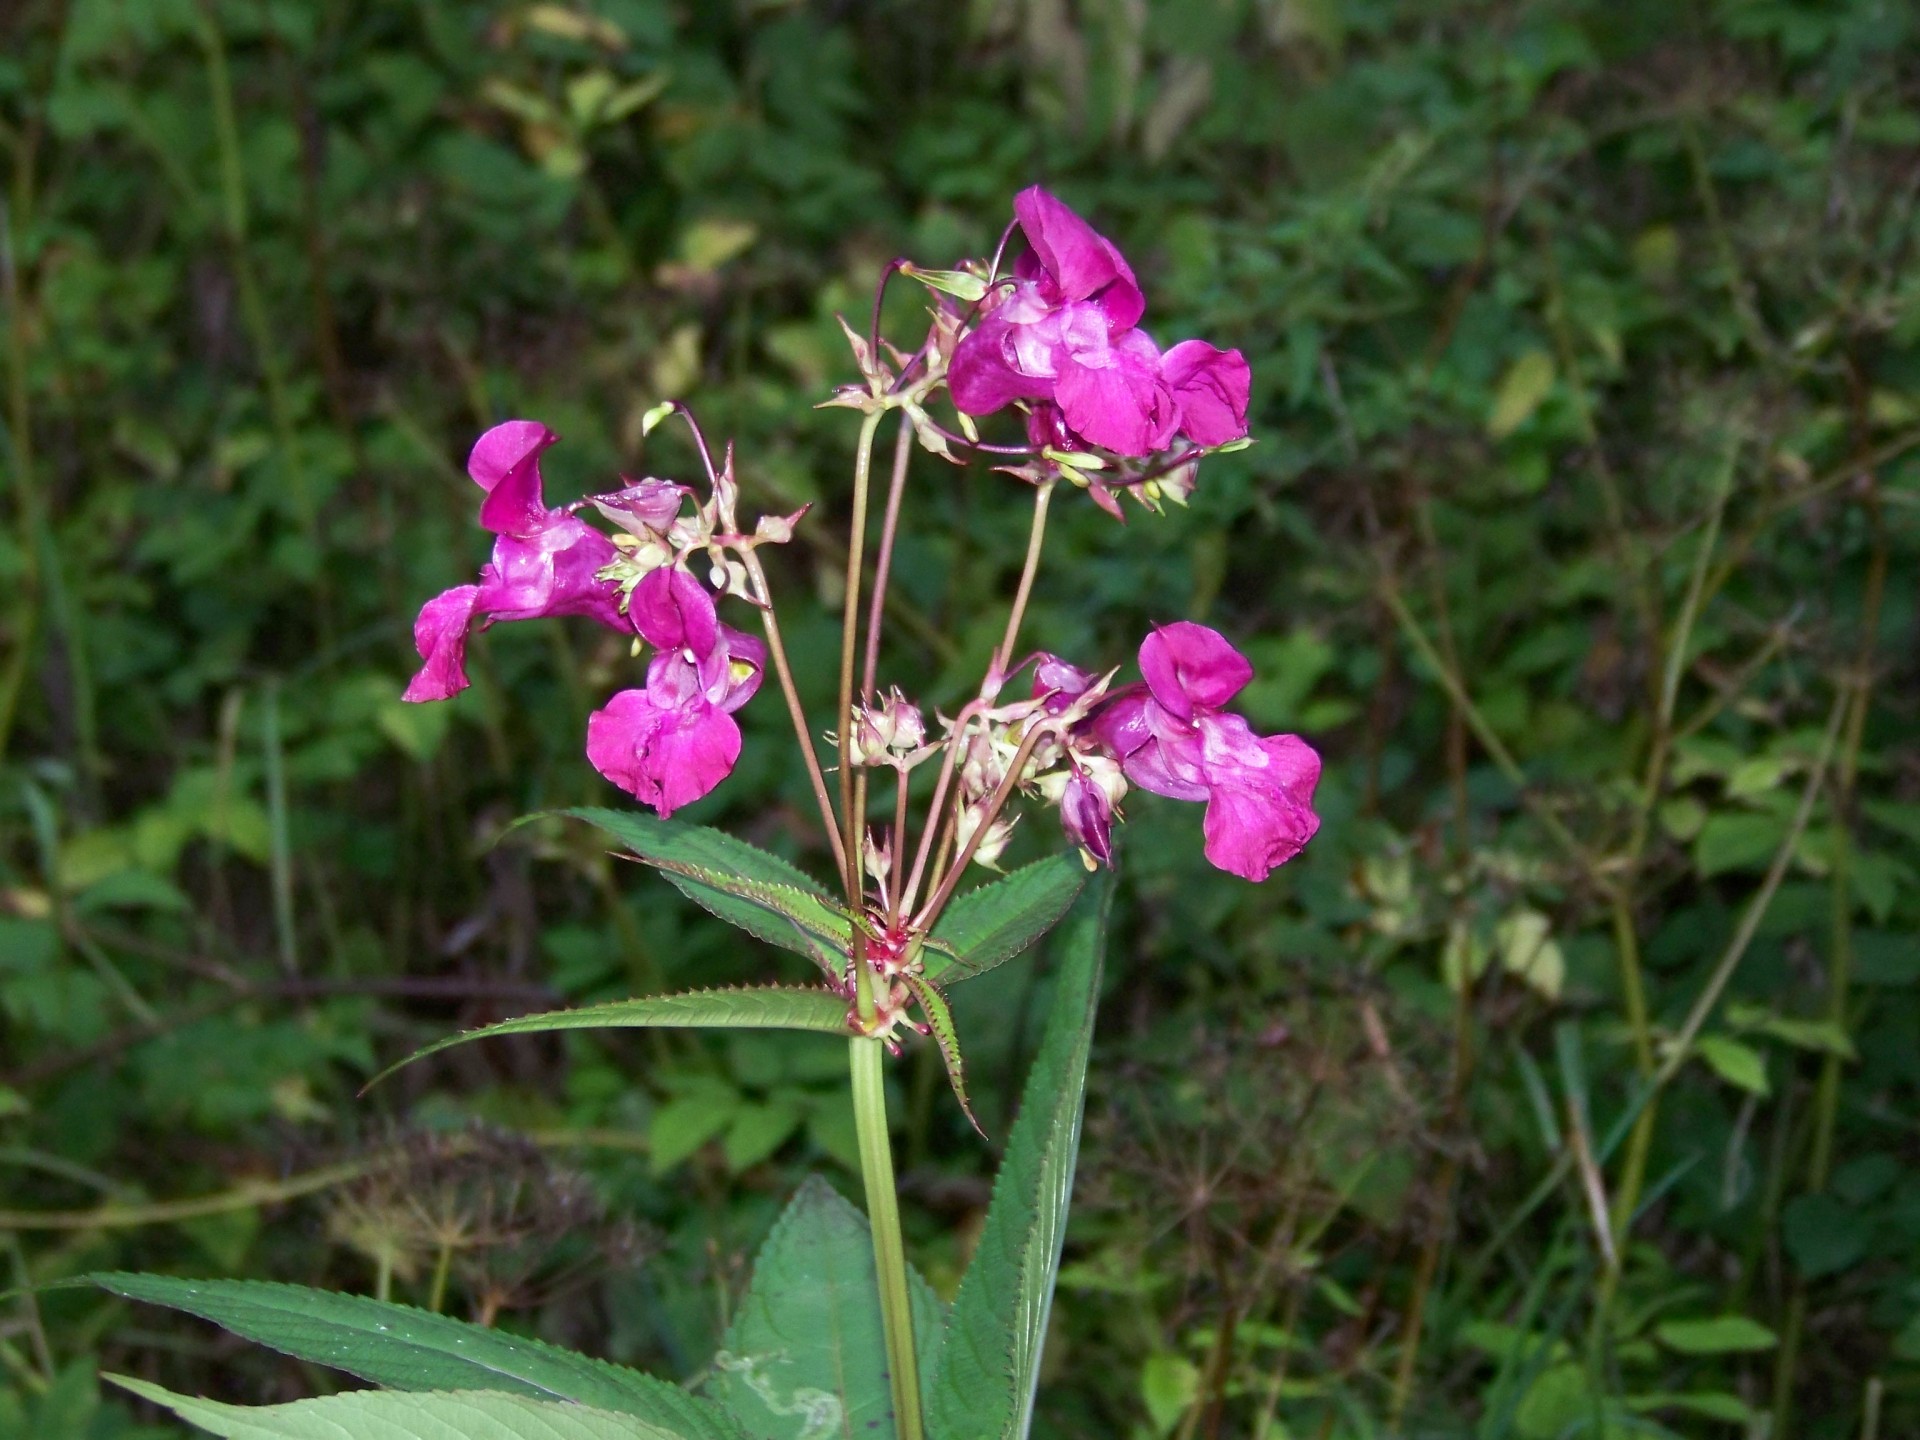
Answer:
[
  {"left": 907, "top": 975, "right": 980, "bottom": 1136},
  {"left": 925, "top": 853, "right": 1086, "bottom": 985},
  {"left": 707, "top": 1176, "right": 943, "bottom": 1440},
  {"left": 562, "top": 807, "right": 849, "bottom": 976},
  {"left": 95, "top": 1275, "right": 740, "bottom": 1440},
  {"left": 1654, "top": 1315, "right": 1777, "bottom": 1354},
  {"left": 369, "top": 986, "right": 850, "bottom": 1088},
  {"left": 924, "top": 877, "right": 1111, "bottom": 1440},
  {"left": 108, "top": 1377, "right": 693, "bottom": 1439}
]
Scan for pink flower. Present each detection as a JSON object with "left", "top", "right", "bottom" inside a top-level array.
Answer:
[
  {"left": 585, "top": 568, "right": 765, "bottom": 816},
  {"left": 949, "top": 188, "right": 1252, "bottom": 459},
  {"left": 1092, "top": 622, "right": 1319, "bottom": 881},
  {"left": 403, "top": 422, "right": 627, "bottom": 702}
]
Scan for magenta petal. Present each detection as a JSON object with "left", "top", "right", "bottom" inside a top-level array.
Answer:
[
  {"left": 631, "top": 567, "right": 720, "bottom": 655},
  {"left": 1193, "top": 717, "right": 1321, "bottom": 879},
  {"left": 1098, "top": 696, "right": 1210, "bottom": 803},
  {"left": 1164, "top": 341, "right": 1252, "bottom": 448},
  {"left": 471, "top": 421, "right": 558, "bottom": 536},
  {"left": 402, "top": 584, "right": 481, "bottom": 702},
  {"left": 714, "top": 624, "right": 767, "bottom": 714},
  {"left": 950, "top": 314, "right": 1052, "bottom": 416},
  {"left": 587, "top": 689, "right": 742, "bottom": 818},
  {"left": 1200, "top": 780, "right": 1319, "bottom": 882},
  {"left": 1053, "top": 330, "right": 1178, "bottom": 456},
  {"left": 1012, "top": 187, "right": 1144, "bottom": 329},
  {"left": 1138, "top": 623, "right": 1254, "bottom": 719},
  {"left": 474, "top": 521, "right": 624, "bottom": 630},
  {"left": 1033, "top": 653, "right": 1098, "bottom": 703}
]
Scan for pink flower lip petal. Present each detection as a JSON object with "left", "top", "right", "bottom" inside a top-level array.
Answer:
[
  {"left": 1163, "top": 341, "right": 1252, "bottom": 448},
  {"left": 587, "top": 687, "right": 743, "bottom": 819},
  {"left": 402, "top": 585, "right": 481, "bottom": 702}
]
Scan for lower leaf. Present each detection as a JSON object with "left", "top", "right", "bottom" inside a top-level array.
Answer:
[
  {"left": 923, "top": 876, "right": 1112, "bottom": 1440},
  {"left": 108, "top": 1377, "right": 695, "bottom": 1440}
]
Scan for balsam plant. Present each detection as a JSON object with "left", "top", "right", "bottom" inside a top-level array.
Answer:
[{"left": 92, "top": 188, "right": 1321, "bottom": 1440}]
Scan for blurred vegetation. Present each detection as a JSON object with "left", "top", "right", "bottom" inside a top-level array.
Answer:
[{"left": 2, "top": 0, "right": 1918, "bottom": 1436}]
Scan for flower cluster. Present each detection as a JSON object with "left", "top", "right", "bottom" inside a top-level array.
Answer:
[
  {"left": 400, "top": 185, "right": 1317, "bottom": 894},
  {"left": 402, "top": 420, "right": 782, "bottom": 817}
]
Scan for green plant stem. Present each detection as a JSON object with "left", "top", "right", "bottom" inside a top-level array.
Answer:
[
  {"left": 0, "top": 1127, "right": 652, "bottom": 1231},
  {"left": 850, "top": 1035, "right": 923, "bottom": 1440},
  {"left": 839, "top": 409, "right": 886, "bottom": 898},
  {"left": 1464, "top": 692, "right": 1845, "bottom": 1289},
  {"left": 0, "top": 181, "right": 43, "bottom": 762},
  {"left": 861, "top": 415, "right": 915, "bottom": 701},
  {"left": 1379, "top": 578, "right": 1594, "bottom": 873},
  {"left": 426, "top": 1241, "right": 453, "bottom": 1314},
  {"left": 194, "top": 2, "right": 327, "bottom": 631},
  {"left": 740, "top": 547, "right": 848, "bottom": 881},
  {"left": 1772, "top": 501, "right": 1884, "bottom": 1438},
  {"left": 990, "top": 480, "right": 1055, "bottom": 687},
  {"left": 1593, "top": 443, "right": 1739, "bottom": 1329}
]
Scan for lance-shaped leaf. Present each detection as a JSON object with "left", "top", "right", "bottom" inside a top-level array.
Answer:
[
  {"left": 906, "top": 975, "right": 982, "bottom": 1138},
  {"left": 924, "top": 852, "right": 1086, "bottom": 985},
  {"left": 109, "top": 1377, "right": 694, "bottom": 1440},
  {"left": 368, "top": 986, "right": 850, "bottom": 1088},
  {"left": 923, "top": 877, "right": 1111, "bottom": 1440},
  {"left": 94, "top": 1276, "right": 741, "bottom": 1440},
  {"left": 562, "top": 807, "right": 850, "bottom": 975},
  {"left": 707, "top": 1176, "right": 944, "bottom": 1440},
  {"left": 634, "top": 855, "right": 857, "bottom": 982}
]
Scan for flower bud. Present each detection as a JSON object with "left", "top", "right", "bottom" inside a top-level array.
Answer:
[
  {"left": 594, "top": 478, "right": 687, "bottom": 538},
  {"left": 848, "top": 689, "right": 929, "bottom": 769},
  {"left": 1058, "top": 754, "right": 1126, "bottom": 867},
  {"left": 863, "top": 830, "right": 892, "bottom": 885},
  {"left": 957, "top": 805, "right": 1017, "bottom": 871}
]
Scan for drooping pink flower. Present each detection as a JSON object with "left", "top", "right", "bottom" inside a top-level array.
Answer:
[
  {"left": 951, "top": 188, "right": 1174, "bottom": 457},
  {"left": 585, "top": 567, "right": 765, "bottom": 816},
  {"left": 1092, "top": 622, "right": 1319, "bottom": 881},
  {"left": 403, "top": 422, "right": 627, "bottom": 702}
]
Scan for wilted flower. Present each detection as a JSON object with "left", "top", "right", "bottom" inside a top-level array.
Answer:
[
  {"left": 403, "top": 422, "right": 629, "bottom": 702},
  {"left": 585, "top": 568, "right": 765, "bottom": 816},
  {"left": 1093, "top": 622, "right": 1319, "bottom": 881}
]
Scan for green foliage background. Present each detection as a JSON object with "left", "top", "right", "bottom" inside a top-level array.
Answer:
[{"left": 2, "top": 0, "right": 1917, "bottom": 1436}]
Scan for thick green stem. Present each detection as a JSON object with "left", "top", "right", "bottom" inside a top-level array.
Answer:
[{"left": 850, "top": 1036, "right": 923, "bottom": 1440}]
